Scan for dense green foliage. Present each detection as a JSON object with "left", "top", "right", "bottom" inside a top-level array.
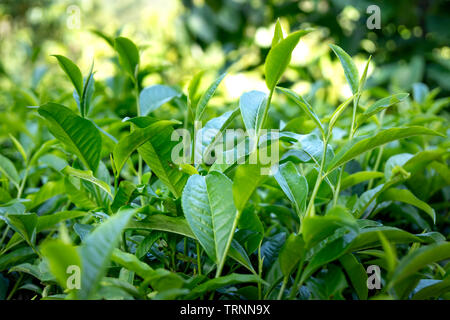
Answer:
[{"left": 0, "top": 4, "right": 449, "bottom": 300}]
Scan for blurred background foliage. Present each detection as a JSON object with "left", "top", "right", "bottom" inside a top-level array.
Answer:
[
  {"left": 0, "top": 0, "right": 449, "bottom": 259},
  {"left": 1, "top": 0, "right": 449, "bottom": 108}
]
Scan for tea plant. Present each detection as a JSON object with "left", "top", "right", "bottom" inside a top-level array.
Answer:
[{"left": 0, "top": 21, "right": 449, "bottom": 300}]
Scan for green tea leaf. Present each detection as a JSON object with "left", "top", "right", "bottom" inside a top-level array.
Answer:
[
  {"left": 232, "top": 164, "right": 266, "bottom": 213},
  {"left": 52, "top": 55, "right": 83, "bottom": 98},
  {"left": 274, "top": 161, "right": 308, "bottom": 216},
  {"left": 329, "top": 44, "right": 359, "bottom": 94},
  {"left": 0, "top": 154, "right": 20, "bottom": 189},
  {"left": 390, "top": 242, "right": 450, "bottom": 288},
  {"left": 113, "top": 119, "right": 180, "bottom": 175},
  {"left": 279, "top": 234, "right": 304, "bottom": 277},
  {"left": 140, "top": 85, "right": 181, "bottom": 116},
  {"left": 78, "top": 207, "right": 136, "bottom": 299},
  {"left": 38, "top": 103, "right": 102, "bottom": 172},
  {"left": 357, "top": 93, "right": 409, "bottom": 128},
  {"left": 195, "top": 72, "right": 226, "bottom": 120},
  {"left": 130, "top": 117, "right": 188, "bottom": 198},
  {"left": 340, "top": 171, "right": 384, "bottom": 190},
  {"left": 185, "top": 274, "right": 264, "bottom": 299},
  {"left": 379, "top": 188, "right": 436, "bottom": 223},
  {"left": 239, "top": 90, "right": 267, "bottom": 139},
  {"left": 326, "top": 126, "right": 442, "bottom": 173},
  {"left": 339, "top": 254, "right": 368, "bottom": 300},
  {"left": 181, "top": 172, "right": 238, "bottom": 266},
  {"left": 265, "top": 29, "right": 312, "bottom": 90},
  {"left": 41, "top": 239, "right": 82, "bottom": 291},
  {"left": 276, "top": 87, "right": 324, "bottom": 137},
  {"left": 62, "top": 166, "right": 111, "bottom": 197},
  {"left": 114, "top": 37, "right": 140, "bottom": 80}
]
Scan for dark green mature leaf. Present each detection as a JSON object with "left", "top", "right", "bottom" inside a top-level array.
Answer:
[
  {"left": 127, "top": 214, "right": 195, "bottom": 238},
  {"left": 301, "top": 206, "right": 358, "bottom": 248},
  {"left": 140, "top": 85, "right": 181, "bottom": 116},
  {"left": 0, "top": 154, "right": 20, "bottom": 189},
  {"left": 265, "top": 29, "right": 312, "bottom": 90},
  {"left": 186, "top": 274, "right": 264, "bottom": 299},
  {"left": 38, "top": 103, "right": 102, "bottom": 172},
  {"left": 277, "top": 87, "right": 325, "bottom": 137},
  {"left": 339, "top": 254, "right": 368, "bottom": 300},
  {"left": 111, "top": 248, "right": 154, "bottom": 279},
  {"left": 78, "top": 207, "right": 136, "bottom": 299},
  {"left": 379, "top": 188, "right": 436, "bottom": 223},
  {"left": 181, "top": 172, "right": 238, "bottom": 266},
  {"left": 301, "top": 229, "right": 358, "bottom": 282},
  {"left": 329, "top": 44, "right": 359, "bottom": 94},
  {"left": 114, "top": 37, "right": 140, "bottom": 80},
  {"left": 356, "top": 93, "right": 409, "bottom": 128},
  {"left": 239, "top": 90, "right": 267, "bottom": 139},
  {"left": 348, "top": 226, "right": 436, "bottom": 252},
  {"left": 113, "top": 119, "right": 180, "bottom": 175},
  {"left": 195, "top": 72, "right": 226, "bottom": 120},
  {"left": 52, "top": 55, "right": 83, "bottom": 98},
  {"left": 390, "top": 242, "right": 450, "bottom": 288},
  {"left": 274, "top": 161, "right": 308, "bottom": 217},
  {"left": 326, "top": 126, "right": 442, "bottom": 173}
]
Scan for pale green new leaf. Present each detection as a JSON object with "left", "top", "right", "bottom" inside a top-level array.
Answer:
[
  {"left": 265, "top": 29, "right": 312, "bottom": 90},
  {"left": 326, "top": 126, "right": 442, "bottom": 173},
  {"left": 276, "top": 87, "right": 324, "bottom": 137},
  {"left": 52, "top": 55, "right": 83, "bottom": 98},
  {"left": 195, "top": 72, "right": 226, "bottom": 120},
  {"left": 114, "top": 37, "right": 139, "bottom": 80},
  {"left": 357, "top": 93, "right": 409, "bottom": 128},
  {"left": 62, "top": 166, "right": 112, "bottom": 198},
  {"left": 329, "top": 44, "right": 359, "bottom": 94}
]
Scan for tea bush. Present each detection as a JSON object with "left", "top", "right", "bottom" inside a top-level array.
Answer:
[{"left": 0, "top": 20, "right": 449, "bottom": 300}]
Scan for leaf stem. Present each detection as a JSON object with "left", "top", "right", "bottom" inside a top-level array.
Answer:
[
  {"left": 196, "top": 241, "right": 202, "bottom": 276},
  {"left": 333, "top": 97, "right": 358, "bottom": 206},
  {"left": 277, "top": 276, "right": 288, "bottom": 300},
  {"left": 305, "top": 136, "right": 328, "bottom": 217}
]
